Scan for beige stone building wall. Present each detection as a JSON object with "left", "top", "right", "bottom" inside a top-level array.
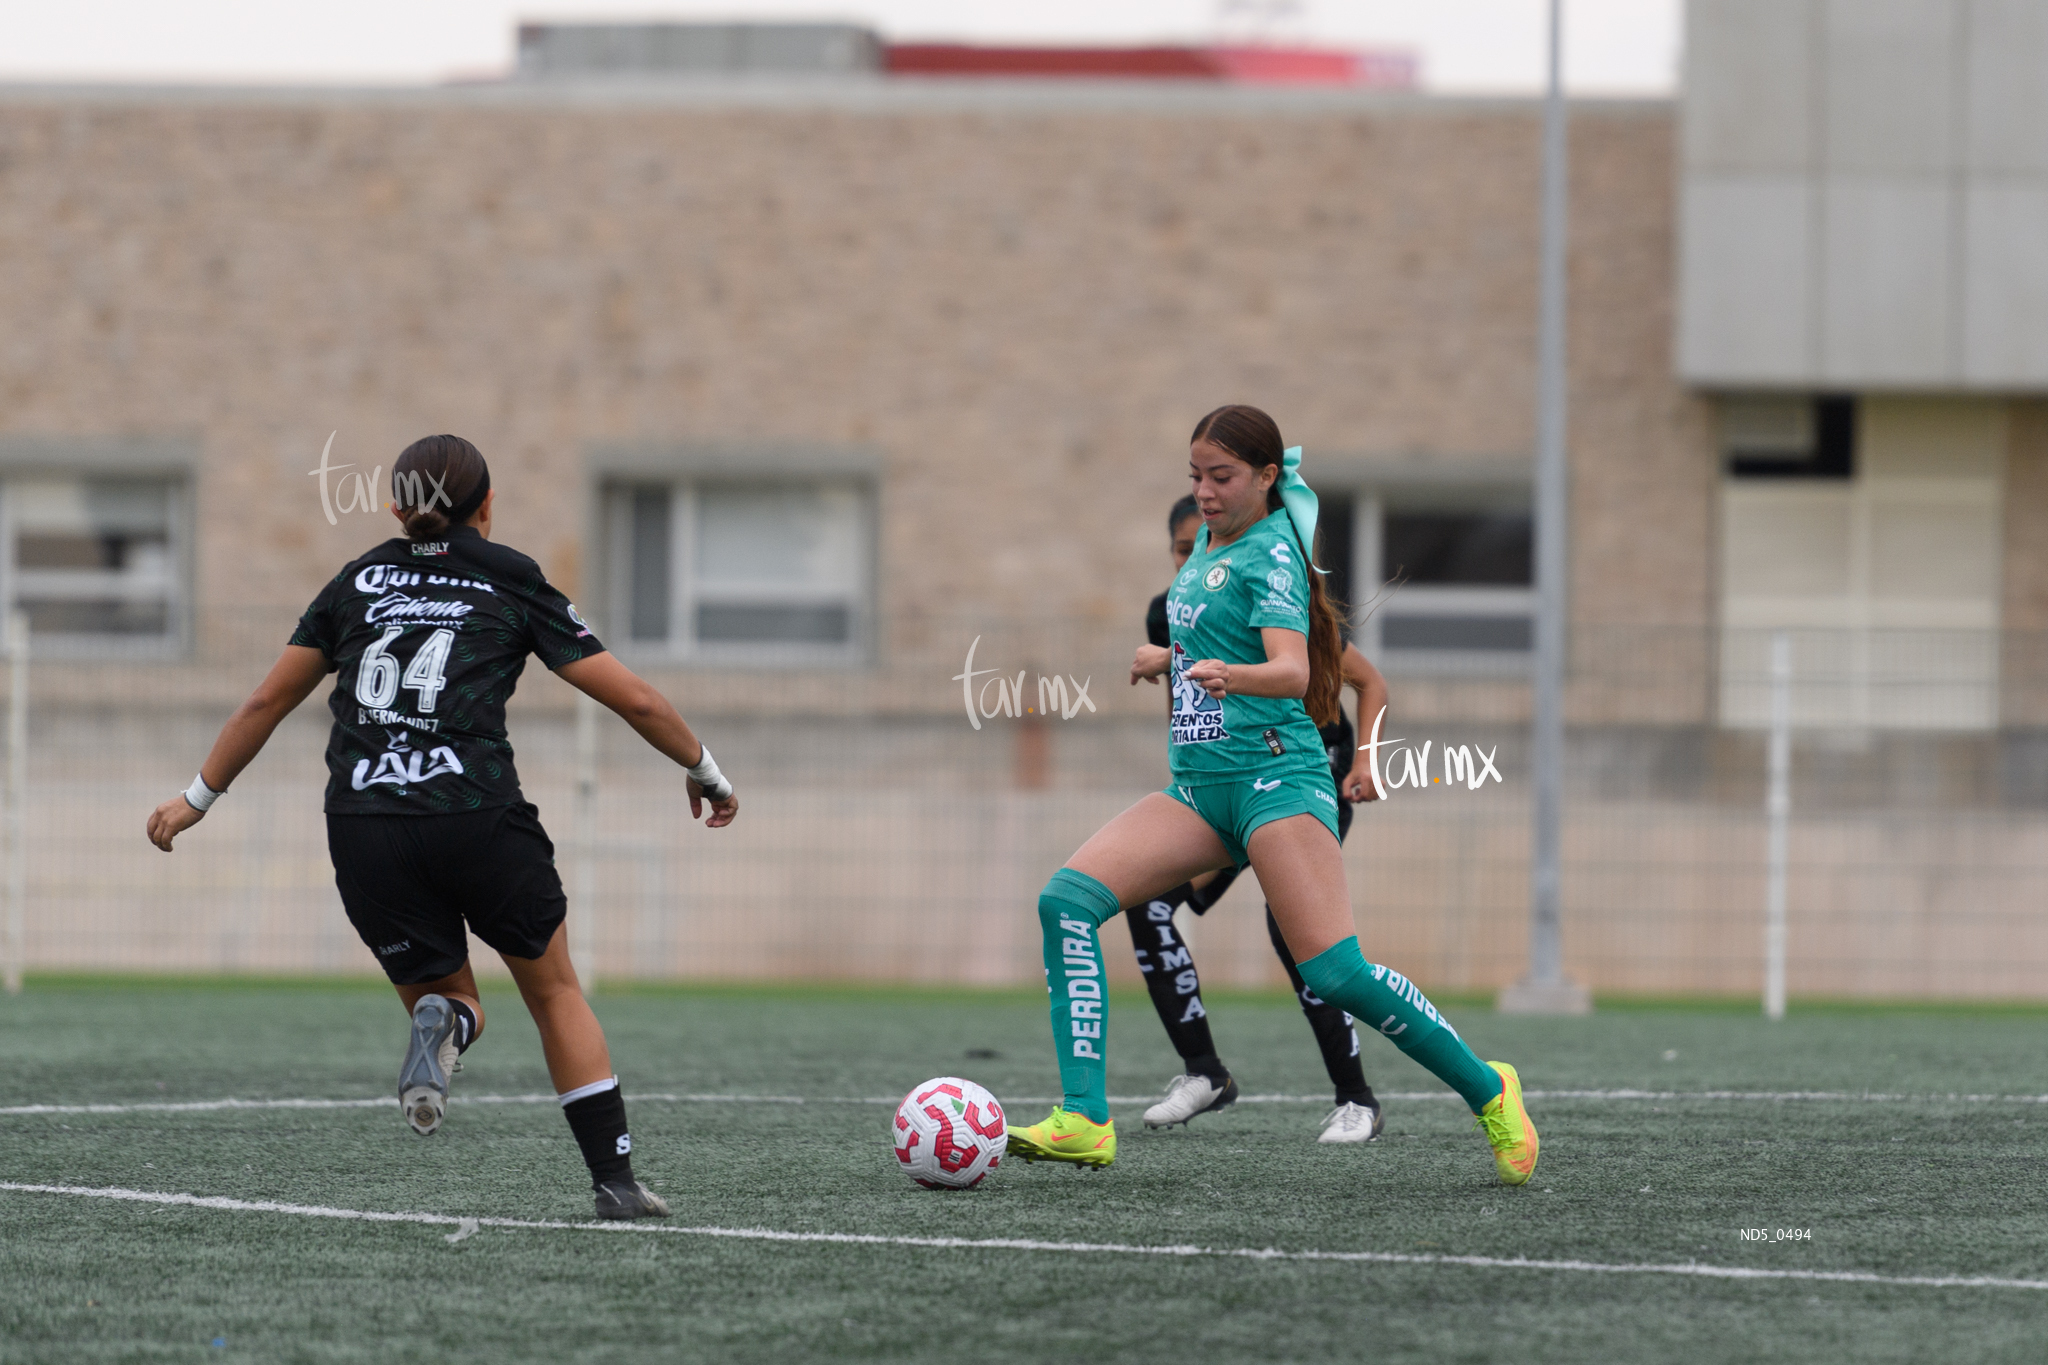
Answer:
[{"left": 0, "top": 84, "right": 1707, "bottom": 718}]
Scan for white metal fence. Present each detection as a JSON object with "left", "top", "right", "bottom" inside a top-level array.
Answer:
[{"left": 1, "top": 614, "right": 2044, "bottom": 1002}]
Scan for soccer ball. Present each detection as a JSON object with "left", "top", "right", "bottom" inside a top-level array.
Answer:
[{"left": 893, "top": 1077, "right": 1006, "bottom": 1189}]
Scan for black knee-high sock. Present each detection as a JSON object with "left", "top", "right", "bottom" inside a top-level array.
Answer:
[
  {"left": 560, "top": 1078, "right": 635, "bottom": 1185},
  {"left": 1125, "top": 891, "right": 1228, "bottom": 1081},
  {"left": 449, "top": 999, "right": 479, "bottom": 1054},
  {"left": 1266, "top": 907, "right": 1375, "bottom": 1107}
]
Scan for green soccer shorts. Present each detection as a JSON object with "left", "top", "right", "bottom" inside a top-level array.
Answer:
[{"left": 1165, "top": 767, "right": 1342, "bottom": 867}]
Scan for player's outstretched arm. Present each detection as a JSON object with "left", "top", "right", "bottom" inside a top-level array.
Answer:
[
  {"left": 146, "top": 644, "right": 330, "bottom": 852},
  {"left": 555, "top": 652, "right": 738, "bottom": 828}
]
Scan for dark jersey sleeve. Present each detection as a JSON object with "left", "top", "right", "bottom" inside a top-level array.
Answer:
[
  {"left": 1145, "top": 592, "right": 1170, "bottom": 649},
  {"left": 511, "top": 571, "right": 607, "bottom": 671},
  {"left": 289, "top": 576, "right": 343, "bottom": 661}
]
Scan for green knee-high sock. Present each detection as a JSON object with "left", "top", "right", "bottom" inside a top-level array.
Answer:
[
  {"left": 1297, "top": 936, "right": 1504, "bottom": 1113},
  {"left": 1037, "top": 867, "right": 1122, "bottom": 1124}
]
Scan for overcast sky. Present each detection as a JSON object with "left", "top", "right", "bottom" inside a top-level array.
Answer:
[{"left": 0, "top": 0, "right": 1683, "bottom": 93}]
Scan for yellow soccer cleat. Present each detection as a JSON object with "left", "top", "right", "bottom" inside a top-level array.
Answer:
[
  {"left": 1006, "top": 1107, "right": 1117, "bottom": 1168},
  {"left": 1475, "top": 1061, "right": 1539, "bottom": 1185}
]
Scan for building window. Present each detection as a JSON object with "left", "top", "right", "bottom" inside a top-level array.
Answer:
[
  {"left": 604, "top": 479, "right": 872, "bottom": 662},
  {"left": 1723, "top": 394, "right": 1855, "bottom": 480},
  {"left": 1718, "top": 395, "right": 2005, "bottom": 731},
  {"left": 0, "top": 475, "right": 185, "bottom": 651},
  {"left": 1341, "top": 488, "right": 1535, "bottom": 671}
]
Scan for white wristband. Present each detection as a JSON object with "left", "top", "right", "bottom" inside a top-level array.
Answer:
[
  {"left": 183, "top": 773, "right": 223, "bottom": 813},
  {"left": 687, "top": 747, "right": 732, "bottom": 801}
]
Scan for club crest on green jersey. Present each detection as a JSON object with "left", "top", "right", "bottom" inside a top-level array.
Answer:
[{"left": 1203, "top": 561, "right": 1230, "bottom": 591}]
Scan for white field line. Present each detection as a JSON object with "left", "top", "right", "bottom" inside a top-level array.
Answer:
[
  {"left": 1, "top": 1180, "right": 2041, "bottom": 1294},
  {"left": 7, "top": 1089, "right": 2048, "bottom": 1117}
]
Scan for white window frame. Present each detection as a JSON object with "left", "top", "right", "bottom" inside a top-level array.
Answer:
[
  {"left": 0, "top": 466, "right": 192, "bottom": 660},
  {"left": 604, "top": 476, "right": 875, "bottom": 667},
  {"left": 1350, "top": 488, "right": 1536, "bottom": 677}
]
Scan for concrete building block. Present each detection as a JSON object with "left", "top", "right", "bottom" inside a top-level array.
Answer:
[
  {"left": 1681, "top": 0, "right": 1814, "bottom": 173},
  {"left": 1820, "top": 177, "right": 1952, "bottom": 383},
  {"left": 1964, "top": 0, "right": 2048, "bottom": 174},
  {"left": 1962, "top": 184, "right": 2048, "bottom": 385},
  {"left": 1677, "top": 176, "right": 1812, "bottom": 382},
  {"left": 1822, "top": 0, "right": 1957, "bottom": 175}
]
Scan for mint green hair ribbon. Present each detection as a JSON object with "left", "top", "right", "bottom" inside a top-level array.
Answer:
[{"left": 1279, "top": 445, "right": 1327, "bottom": 574}]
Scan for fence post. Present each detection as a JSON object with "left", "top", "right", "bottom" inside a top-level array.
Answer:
[
  {"left": 1764, "top": 631, "right": 1792, "bottom": 1020},
  {"left": 2, "top": 611, "right": 26, "bottom": 995},
  {"left": 572, "top": 691, "right": 599, "bottom": 995}
]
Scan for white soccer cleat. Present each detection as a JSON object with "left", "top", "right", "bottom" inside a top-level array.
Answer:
[
  {"left": 1142, "top": 1072, "right": 1239, "bottom": 1128},
  {"left": 1317, "top": 1100, "right": 1382, "bottom": 1144}
]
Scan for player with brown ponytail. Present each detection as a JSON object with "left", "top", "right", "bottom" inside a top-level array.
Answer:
[{"left": 1009, "top": 406, "right": 1540, "bottom": 1189}]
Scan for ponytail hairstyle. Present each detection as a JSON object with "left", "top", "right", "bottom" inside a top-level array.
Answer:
[
  {"left": 1189, "top": 404, "right": 1347, "bottom": 727},
  {"left": 391, "top": 435, "right": 490, "bottom": 541}
]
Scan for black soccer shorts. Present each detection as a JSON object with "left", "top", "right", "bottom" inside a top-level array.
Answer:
[{"left": 328, "top": 802, "right": 568, "bottom": 985}]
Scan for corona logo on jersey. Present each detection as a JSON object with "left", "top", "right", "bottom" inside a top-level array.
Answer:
[
  {"left": 350, "top": 727, "right": 466, "bottom": 792},
  {"left": 354, "top": 564, "right": 496, "bottom": 596},
  {"left": 1168, "top": 641, "right": 1227, "bottom": 745}
]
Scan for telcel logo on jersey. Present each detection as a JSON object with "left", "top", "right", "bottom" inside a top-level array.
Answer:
[
  {"left": 1358, "top": 706, "right": 1504, "bottom": 798},
  {"left": 952, "top": 636, "right": 1096, "bottom": 730}
]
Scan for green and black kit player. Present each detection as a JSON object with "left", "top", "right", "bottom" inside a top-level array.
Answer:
[{"left": 148, "top": 435, "right": 739, "bottom": 1220}]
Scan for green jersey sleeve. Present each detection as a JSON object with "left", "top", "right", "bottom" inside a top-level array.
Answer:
[{"left": 1244, "top": 523, "right": 1311, "bottom": 633}]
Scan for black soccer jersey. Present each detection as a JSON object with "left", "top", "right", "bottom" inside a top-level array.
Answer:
[{"left": 290, "top": 527, "right": 605, "bottom": 815}]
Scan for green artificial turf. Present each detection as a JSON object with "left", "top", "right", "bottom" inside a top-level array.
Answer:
[{"left": 2, "top": 981, "right": 2045, "bottom": 1364}]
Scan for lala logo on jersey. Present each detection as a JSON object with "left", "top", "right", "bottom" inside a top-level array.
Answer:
[
  {"left": 1168, "top": 641, "right": 1228, "bottom": 746},
  {"left": 351, "top": 727, "right": 467, "bottom": 792}
]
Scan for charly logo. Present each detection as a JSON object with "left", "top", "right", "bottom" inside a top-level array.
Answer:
[
  {"left": 1357, "top": 707, "right": 1503, "bottom": 799},
  {"left": 1270, "top": 542, "right": 1292, "bottom": 564},
  {"left": 953, "top": 637, "right": 1097, "bottom": 731},
  {"left": 351, "top": 727, "right": 466, "bottom": 792},
  {"left": 1203, "top": 562, "right": 1231, "bottom": 590}
]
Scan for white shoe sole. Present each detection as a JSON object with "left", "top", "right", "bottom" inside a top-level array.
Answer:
[{"left": 399, "top": 995, "right": 455, "bottom": 1137}]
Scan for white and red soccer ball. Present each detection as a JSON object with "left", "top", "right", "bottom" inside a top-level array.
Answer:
[{"left": 893, "top": 1077, "right": 1006, "bottom": 1189}]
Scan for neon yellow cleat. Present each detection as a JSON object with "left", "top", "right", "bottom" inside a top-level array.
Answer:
[
  {"left": 1006, "top": 1107, "right": 1117, "bottom": 1168},
  {"left": 1475, "top": 1061, "right": 1539, "bottom": 1186}
]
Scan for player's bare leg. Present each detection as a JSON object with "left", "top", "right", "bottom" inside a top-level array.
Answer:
[{"left": 502, "top": 926, "right": 667, "bottom": 1218}]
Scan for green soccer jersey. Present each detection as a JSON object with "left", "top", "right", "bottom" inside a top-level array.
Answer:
[{"left": 1165, "top": 507, "right": 1328, "bottom": 783}]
